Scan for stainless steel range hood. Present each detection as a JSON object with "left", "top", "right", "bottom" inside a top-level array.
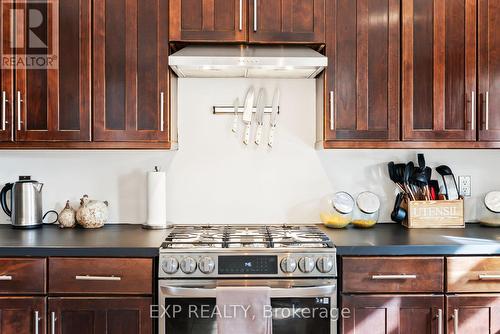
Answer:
[{"left": 168, "top": 45, "right": 327, "bottom": 79}]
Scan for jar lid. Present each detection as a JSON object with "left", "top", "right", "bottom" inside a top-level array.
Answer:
[
  {"left": 357, "top": 192, "right": 381, "bottom": 214},
  {"left": 332, "top": 192, "right": 355, "bottom": 215},
  {"left": 485, "top": 191, "right": 500, "bottom": 213}
]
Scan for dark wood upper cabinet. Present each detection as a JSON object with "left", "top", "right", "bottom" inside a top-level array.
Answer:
[
  {"left": 342, "top": 295, "right": 444, "bottom": 334},
  {"left": 249, "top": 0, "right": 325, "bottom": 43},
  {"left": 49, "top": 298, "right": 152, "bottom": 334},
  {"left": 0, "top": 0, "right": 13, "bottom": 142},
  {"left": 324, "top": 0, "right": 400, "bottom": 142},
  {"left": 0, "top": 297, "right": 46, "bottom": 334},
  {"left": 478, "top": 0, "right": 500, "bottom": 141},
  {"left": 169, "top": 0, "right": 247, "bottom": 42},
  {"left": 402, "top": 0, "right": 477, "bottom": 142},
  {"left": 15, "top": 0, "right": 91, "bottom": 142},
  {"left": 93, "top": 0, "right": 169, "bottom": 143},
  {"left": 446, "top": 295, "right": 500, "bottom": 333}
]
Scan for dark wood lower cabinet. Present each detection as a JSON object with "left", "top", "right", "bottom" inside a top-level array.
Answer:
[
  {"left": 341, "top": 295, "right": 444, "bottom": 334},
  {"left": 446, "top": 295, "right": 500, "bottom": 334},
  {"left": 0, "top": 297, "right": 46, "bottom": 334},
  {"left": 48, "top": 297, "right": 152, "bottom": 334}
]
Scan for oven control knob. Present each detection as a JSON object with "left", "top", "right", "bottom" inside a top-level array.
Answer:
[
  {"left": 316, "top": 256, "right": 335, "bottom": 273},
  {"left": 280, "top": 257, "right": 297, "bottom": 273},
  {"left": 180, "top": 257, "right": 197, "bottom": 274},
  {"left": 161, "top": 257, "right": 179, "bottom": 275},
  {"left": 298, "top": 257, "right": 315, "bottom": 273},
  {"left": 198, "top": 257, "right": 215, "bottom": 274}
]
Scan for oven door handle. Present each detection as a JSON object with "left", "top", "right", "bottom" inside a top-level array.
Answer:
[{"left": 160, "top": 284, "right": 336, "bottom": 298}]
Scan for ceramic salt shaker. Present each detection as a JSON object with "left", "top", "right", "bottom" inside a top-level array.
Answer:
[{"left": 76, "top": 195, "right": 109, "bottom": 229}]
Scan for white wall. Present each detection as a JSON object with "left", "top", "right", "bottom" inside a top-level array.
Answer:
[{"left": 0, "top": 78, "right": 498, "bottom": 225}]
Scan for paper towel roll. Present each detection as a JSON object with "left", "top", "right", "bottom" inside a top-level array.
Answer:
[{"left": 145, "top": 171, "right": 167, "bottom": 228}]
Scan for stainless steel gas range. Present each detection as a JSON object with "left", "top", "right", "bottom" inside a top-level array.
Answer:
[{"left": 158, "top": 225, "right": 338, "bottom": 334}]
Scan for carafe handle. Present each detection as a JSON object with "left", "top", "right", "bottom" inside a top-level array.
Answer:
[
  {"left": 42, "top": 210, "right": 59, "bottom": 225},
  {"left": 0, "top": 183, "right": 13, "bottom": 217}
]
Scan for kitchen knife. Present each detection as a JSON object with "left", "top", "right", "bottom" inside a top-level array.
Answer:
[
  {"left": 242, "top": 87, "right": 255, "bottom": 145},
  {"left": 254, "top": 89, "right": 266, "bottom": 145},
  {"left": 268, "top": 88, "right": 280, "bottom": 148},
  {"left": 231, "top": 98, "right": 240, "bottom": 134}
]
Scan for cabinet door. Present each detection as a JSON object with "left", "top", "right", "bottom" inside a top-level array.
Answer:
[
  {"left": 15, "top": 0, "right": 91, "bottom": 142},
  {"left": 0, "top": 297, "right": 46, "bottom": 334},
  {"left": 0, "top": 0, "right": 13, "bottom": 142},
  {"left": 324, "top": 0, "right": 400, "bottom": 141},
  {"left": 169, "top": 0, "right": 247, "bottom": 42},
  {"left": 93, "top": 0, "right": 169, "bottom": 143},
  {"left": 478, "top": 0, "right": 500, "bottom": 141},
  {"left": 48, "top": 298, "right": 152, "bottom": 334},
  {"left": 402, "top": 0, "right": 476, "bottom": 141},
  {"left": 341, "top": 295, "right": 444, "bottom": 334},
  {"left": 447, "top": 295, "right": 500, "bottom": 333},
  {"left": 249, "top": 0, "right": 325, "bottom": 43}
]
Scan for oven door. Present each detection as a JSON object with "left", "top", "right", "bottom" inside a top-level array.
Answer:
[{"left": 158, "top": 279, "right": 337, "bottom": 334}]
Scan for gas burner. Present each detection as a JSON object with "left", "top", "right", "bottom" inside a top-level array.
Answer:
[{"left": 161, "top": 225, "right": 333, "bottom": 249}]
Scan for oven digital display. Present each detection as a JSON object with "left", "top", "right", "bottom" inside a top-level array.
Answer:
[{"left": 218, "top": 255, "right": 278, "bottom": 275}]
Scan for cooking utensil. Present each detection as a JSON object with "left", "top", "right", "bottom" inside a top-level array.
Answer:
[
  {"left": 268, "top": 88, "right": 280, "bottom": 147},
  {"left": 242, "top": 87, "right": 255, "bottom": 145},
  {"left": 231, "top": 98, "right": 239, "bottom": 134},
  {"left": 404, "top": 162, "right": 416, "bottom": 201},
  {"left": 388, "top": 162, "right": 406, "bottom": 193},
  {"left": 429, "top": 180, "right": 439, "bottom": 200},
  {"left": 0, "top": 176, "right": 58, "bottom": 229},
  {"left": 391, "top": 193, "right": 407, "bottom": 223},
  {"left": 436, "top": 165, "right": 459, "bottom": 200},
  {"left": 254, "top": 89, "right": 266, "bottom": 145},
  {"left": 417, "top": 153, "right": 426, "bottom": 171}
]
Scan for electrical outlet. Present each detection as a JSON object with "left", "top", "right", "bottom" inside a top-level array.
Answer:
[{"left": 458, "top": 176, "right": 472, "bottom": 197}]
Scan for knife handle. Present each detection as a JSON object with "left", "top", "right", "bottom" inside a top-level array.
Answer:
[
  {"left": 244, "top": 124, "right": 251, "bottom": 145},
  {"left": 268, "top": 125, "right": 276, "bottom": 148},
  {"left": 255, "top": 124, "right": 263, "bottom": 145},
  {"left": 232, "top": 114, "right": 239, "bottom": 134}
]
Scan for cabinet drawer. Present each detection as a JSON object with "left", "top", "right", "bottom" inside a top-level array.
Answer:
[
  {"left": 447, "top": 257, "right": 500, "bottom": 292},
  {"left": 342, "top": 257, "right": 444, "bottom": 293},
  {"left": 0, "top": 258, "right": 46, "bottom": 294},
  {"left": 49, "top": 258, "right": 152, "bottom": 295}
]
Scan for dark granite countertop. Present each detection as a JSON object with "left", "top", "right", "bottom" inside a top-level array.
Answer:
[
  {"left": 320, "top": 223, "right": 500, "bottom": 256},
  {"left": 0, "top": 223, "right": 498, "bottom": 257},
  {"left": 0, "top": 224, "right": 167, "bottom": 257}
]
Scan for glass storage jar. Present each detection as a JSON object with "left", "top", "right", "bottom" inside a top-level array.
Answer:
[
  {"left": 352, "top": 192, "right": 380, "bottom": 228},
  {"left": 320, "top": 192, "right": 355, "bottom": 229},
  {"left": 480, "top": 191, "right": 500, "bottom": 227}
]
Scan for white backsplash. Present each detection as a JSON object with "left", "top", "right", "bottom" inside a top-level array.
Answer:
[{"left": 0, "top": 78, "right": 498, "bottom": 225}]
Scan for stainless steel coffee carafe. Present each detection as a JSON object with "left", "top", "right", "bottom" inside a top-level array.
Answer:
[{"left": 0, "top": 176, "right": 45, "bottom": 229}]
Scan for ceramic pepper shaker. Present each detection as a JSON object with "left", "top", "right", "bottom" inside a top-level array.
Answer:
[{"left": 58, "top": 201, "right": 76, "bottom": 228}]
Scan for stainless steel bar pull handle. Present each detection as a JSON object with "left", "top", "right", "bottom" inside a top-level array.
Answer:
[
  {"left": 471, "top": 91, "right": 475, "bottom": 130},
  {"left": 1, "top": 91, "right": 7, "bottom": 131},
  {"left": 437, "top": 309, "right": 443, "bottom": 334},
  {"left": 253, "top": 0, "right": 257, "bottom": 32},
  {"left": 452, "top": 309, "right": 459, "bottom": 334},
  {"left": 51, "top": 312, "right": 56, "bottom": 334},
  {"left": 371, "top": 274, "right": 417, "bottom": 280},
  {"left": 239, "top": 0, "right": 243, "bottom": 31},
  {"left": 75, "top": 275, "right": 122, "bottom": 281},
  {"left": 485, "top": 91, "right": 490, "bottom": 130},
  {"left": 160, "top": 92, "right": 165, "bottom": 132},
  {"left": 34, "top": 311, "right": 41, "bottom": 334},
  {"left": 330, "top": 91, "right": 334, "bottom": 130},
  {"left": 0, "top": 275, "right": 12, "bottom": 281},
  {"left": 479, "top": 273, "right": 500, "bottom": 280},
  {"left": 17, "top": 91, "right": 23, "bottom": 131}
]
